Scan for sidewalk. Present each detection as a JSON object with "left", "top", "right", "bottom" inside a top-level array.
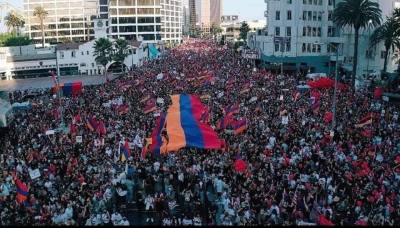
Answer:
[{"left": 0, "top": 74, "right": 119, "bottom": 91}]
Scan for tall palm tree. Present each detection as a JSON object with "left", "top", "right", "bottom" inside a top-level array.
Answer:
[
  {"left": 93, "top": 38, "right": 113, "bottom": 76},
  {"left": 33, "top": 6, "right": 48, "bottom": 48},
  {"left": 4, "top": 11, "right": 24, "bottom": 36},
  {"left": 370, "top": 17, "right": 400, "bottom": 73},
  {"left": 112, "top": 39, "right": 129, "bottom": 74},
  {"left": 333, "top": 0, "right": 382, "bottom": 89}
]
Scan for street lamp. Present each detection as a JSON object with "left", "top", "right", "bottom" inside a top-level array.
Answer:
[{"left": 315, "top": 42, "right": 340, "bottom": 131}]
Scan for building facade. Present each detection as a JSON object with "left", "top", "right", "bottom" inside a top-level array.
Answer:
[
  {"left": 0, "top": 21, "right": 148, "bottom": 80},
  {"left": 24, "top": 0, "right": 99, "bottom": 44},
  {"left": 108, "top": 0, "right": 182, "bottom": 44},
  {"left": 248, "top": 0, "right": 399, "bottom": 76},
  {"left": 191, "top": 0, "right": 223, "bottom": 33}
]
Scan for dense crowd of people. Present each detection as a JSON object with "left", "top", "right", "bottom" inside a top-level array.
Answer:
[{"left": 1, "top": 39, "right": 400, "bottom": 226}]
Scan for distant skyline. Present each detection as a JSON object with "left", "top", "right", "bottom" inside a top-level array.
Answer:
[{"left": 0, "top": 0, "right": 266, "bottom": 32}]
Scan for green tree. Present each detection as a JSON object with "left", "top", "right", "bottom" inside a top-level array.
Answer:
[
  {"left": 0, "top": 33, "right": 14, "bottom": 46},
  {"left": 4, "top": 36, "right": 33, "bottom": 46},
  {"left": 239, "top": 21, "right": 251, "bottom": 43},
  {"left": 93, "top": 38, "right": 113, "bottom": 76},
  {"left": 370, "top": 17, "right": 400, "bottom": 73},
  {"left": 333, "top": 0, "right": 382, "bottom": 89},
  {"left": 210, "top": 24, "right": 223, "bottom": 36},
  {"left": 112, "top": 38, "right": 129, "bottom": 74},
  {"left": 33, "top": 6, "right": 49, "bottom": 48},
  {"left": 4, "top": 11, "right": 25, "bottom": 36}
]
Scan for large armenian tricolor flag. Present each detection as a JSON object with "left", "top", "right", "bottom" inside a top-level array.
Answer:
[{"left": 154, "top": 94, "right": 222, "bottom": 154}]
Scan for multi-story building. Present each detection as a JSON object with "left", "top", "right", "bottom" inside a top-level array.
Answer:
[
  {"left": 210, "top": 0, "right": 222, "bottom": 26},
  {"left": 191, "top": 0, "right": 223, "bottom": 33},
  {"left": 340, "top": 0, "right": 399, "bottom": 78},
  {"left": 248, "top": 0, "right": 346, "bottom": 74},
  {"left": 24, "top": 0, "right": 99, "bottom": 44},
  {"left": 160, "top": 0, "right": 183, "bottom": 43},
  {"left": 109, "top": 0, "right": 182, "bottom": 44},
  {"left": 0, "top": 20, "right": 147, "bottom": 80},
  {"left": 248, "top": 0, "right": 399, "bottom": 76},
  {"left": 188, "top": 0, "right": 196, "bottom": 32}
]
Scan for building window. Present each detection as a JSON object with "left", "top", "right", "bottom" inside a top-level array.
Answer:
[
  {"left": 287, "top": 11, "right": 292, "bottom": 20},
  {"left": 303, "top": 11, "right": 307, "bottom": 20},
  {"left": 275, "top": 27, "right": 280, "bottom": 36},
  {"left": 287, "top": 0, "right": 292, "bottom": 3},
  {"left": 286, "top": 27, "right": 291, "bottom": 37},
  {"left": 328, "top": 26, "right": 336, "bottom": 37},
  {"left": 302, "top": 43, "right": 306, "bottom": 52},
  {"left": 275, "top": 43, "right": 280, "bottom": 52},
  {"left": 60, "top": 51, "right": 64, "bottom": 59},
  {"left": 71, "top": 51, "right": 76, "bottom": 58},
  {"left": 313, "top": 11, "right": 317, "bottom": 21},
  {"left": 303, "top": 0, "right": 307, "bottom": 4},
  {"left": 307, "top": 43, "right": 311, "bottom": 52},
  {"left": 286, "top": 42, "right": 291, "bottom": 52},
  {"left": 328, "top": 11, "right": 333, "bottom": 21},
  {"left": 276, "top": 11, "right": 280, "bottom": 20},
  {"left": 308, "top": 11, "right": 312, "bottom": 21},
  {"left": 317, "top": 27, "right": 322, "bottom": 37},
  {"left": 318, "top": 12, "right": 322, "bottom": 21},
  {"left": 312, "top": 27, "right": 316, "bottom": 36},
  {"left": 328, "top": 0, "right": 335, "bottom": 6},
  {"left": 303, "top": 27, "right": 307, "bottom": 36},
  {"left": 87, "top": 51, "right": 89, "bottom": 55}
]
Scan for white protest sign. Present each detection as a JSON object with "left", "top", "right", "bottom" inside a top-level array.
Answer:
[
  {"left": 279, "top": 95, "right": 284, "bottom": 101},
  {"left": 156, "top": 98, "right": 164, "bottom": 104},
  {"left": 282, "top": 116, "right": 289, "bottom": 125},
  {"left": 156, "top": 73, "right": 164, "bottom": 80},
  {"left": 217, "top": 92, "right": 224, "bottom": 98},
  {"left": 249, "top": 96, "right": 258, "bottom": 103},
  {"left": 29, "top": 169, "right": 41, "bottom": 180},
  {"left": 76, "top": 136, "right": 83, "bottom": 143},
  {"left": 45, "top": 130, "right": 55, "bottom": 135}
]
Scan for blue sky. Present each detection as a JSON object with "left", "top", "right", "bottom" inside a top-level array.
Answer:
[{"left": 223, "top": 0, "right": 265, "bottom": 21}]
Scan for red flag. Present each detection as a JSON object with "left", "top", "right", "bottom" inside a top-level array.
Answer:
[
  {"left": 318, "top": 214, "right": 334, "bottom": 226},
  {"left": 374, "top": 87, "right": 383, "bottom": 99},
  {"left": 234, "top": 159, "right": 247, "bottom": 173},
  {"left": 324, "top": 112, "right": 333, "bottom": 123}
]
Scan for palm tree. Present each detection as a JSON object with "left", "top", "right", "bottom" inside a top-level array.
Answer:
[
  {"left": 370, "top": 17, "right": 400, "bottom": 73},
  {"left": 333, "top": 0, "right": 382, "bottom": 89},
  {"left": 33, "top": 6, "right": 48, "bottom": 48},
  {"left": 93, "top": 38, "right": 113, "bottom": 76},
  {"left": 4, "top": 11, "right": 24, "bottom": 36},
  {"left": 112, "top": 38, "right": 129, "bottom": 74}
]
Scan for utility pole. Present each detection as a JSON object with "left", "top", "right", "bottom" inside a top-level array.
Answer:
[{"left": 332, "top": 44, "right": 339, "bottom": 131}]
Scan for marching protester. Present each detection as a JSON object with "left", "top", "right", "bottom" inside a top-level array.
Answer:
[{"left": 0, "top": 39, "right": 399, "bottom": 226}]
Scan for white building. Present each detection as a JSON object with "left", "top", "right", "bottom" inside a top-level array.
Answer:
[
  {"left": 248, "top": 0, "right": 346, "bottom": 74},
  {"left": 248, "top": 0, "right": 399, "bottom": 76},
  {"left": 341, "top": 0, "right": 400, "bottom": 77},
  {"left": 0, "top": 19, "right": 148, "bottom": 80},
  {"left": 24, "top": 0, "right": 99, "bottom": 44},
  {"left": 108, "top": 0, "right": 182, "bottom": 44}
]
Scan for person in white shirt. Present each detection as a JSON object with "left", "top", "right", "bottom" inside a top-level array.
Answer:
[
  {"left": 111, "top": 211, "right": 122, "bottom": 225},
  {"left": 145, "top": 194, "right": 155, "bottom": 223},
  {"left": 182, "top": 215, "right": 193, "bottom": 226},
  {"left": 162, "top": 217, "right": 173, "bottom": 226},
  {"left": 193, "top": 214, "right": 202, "bottom": 226}
]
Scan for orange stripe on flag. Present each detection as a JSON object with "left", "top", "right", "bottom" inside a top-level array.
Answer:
[{"left": 161, "top": 95, "right": 186, "bottom": 154}]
